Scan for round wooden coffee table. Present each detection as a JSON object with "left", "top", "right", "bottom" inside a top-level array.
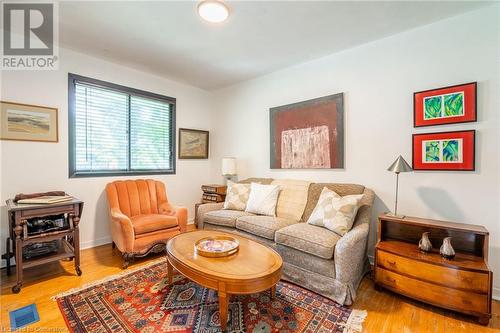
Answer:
[{"left": 166, "top": 230, "right": 282, "bottom": 331}]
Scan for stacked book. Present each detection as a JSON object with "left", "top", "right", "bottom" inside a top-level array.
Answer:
[
  {"left": 201, "top": 184, "right": 226, "bottom": 203},
  {"left": 17, "top": 195, "right": 73, "bottom": 204}
]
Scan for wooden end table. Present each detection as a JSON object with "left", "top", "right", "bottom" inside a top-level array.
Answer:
[
  {"left": 4, "top": 198, "right": 84, "bottom": 293},
  {"left": 166, "top": 230, "right": 282, "bottom": 331}
]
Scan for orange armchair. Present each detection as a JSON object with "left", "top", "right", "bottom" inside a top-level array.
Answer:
[{"left": 105, "top": 179, "right": 187, "bottom": 268}]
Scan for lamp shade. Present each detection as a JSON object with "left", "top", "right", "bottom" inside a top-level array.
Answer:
[
  {"left": 387, "top": 155, "right": 412, "bottom": 173},
  {"left": 222, "top": 157, "right": 237, "bottom": 176}
]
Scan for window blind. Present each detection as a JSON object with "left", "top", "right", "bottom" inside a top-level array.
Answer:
[
  {"left": 69, "top": 74, "right": 175, "bottom": 177},
  {"left": 130, "top": 96, "right": 172, "bottom": 170}
]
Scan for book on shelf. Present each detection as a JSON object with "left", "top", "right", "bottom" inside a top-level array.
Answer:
[{"left": 17, "top": 195, "right": 73, "bottom": 204}]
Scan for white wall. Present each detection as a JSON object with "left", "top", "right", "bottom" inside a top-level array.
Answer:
[
  {"left": 0, "top": 47, "right": 215, "bottom": 253},
  {"left": 210, "top": 5, "right": 500, "bottom": 296}
]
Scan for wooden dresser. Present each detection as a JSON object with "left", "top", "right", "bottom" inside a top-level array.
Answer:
[{"left": 374, "top": 214, "right": 492, "bottom": 324}]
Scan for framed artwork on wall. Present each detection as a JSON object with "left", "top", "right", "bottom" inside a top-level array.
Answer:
[
  {"left": 270, "top": 93, "right": 344, "bottom": 169},
  {"left": 413, "top": 82, "right": 477, "bottom": 127},
  {"left": 412, "top": 130, "right": 475, "bottom": 171},
  {"left": 178, "top": 128, "right": 209, "bottom": 159},
  {"left": 0, "top": 101, "right": 58, "bottom": 142}
]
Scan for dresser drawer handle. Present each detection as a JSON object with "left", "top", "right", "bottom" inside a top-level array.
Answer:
[
  {"left": 386, "top": 260, "right": 397, "bottom": 266},
  {"left": 462, "top": 277, "right": 473, "bottom": 284},
  {"left": 385, "top": 276, "right": 396, "bottom": 284}
]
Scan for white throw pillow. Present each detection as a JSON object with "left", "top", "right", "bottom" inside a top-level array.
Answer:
[
  {"left": 245, "top": 183, "right": 281, "bottom": 216},
  {"left": 307, "top": 187, "right": 364, "bottom": 236},
  {"left": 223, "top": 181, "right": 251, "bottom": 211}
]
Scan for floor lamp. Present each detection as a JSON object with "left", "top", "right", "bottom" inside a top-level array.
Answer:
[{"left": 387, "top": 155, "right": 412, "bottom": 218}]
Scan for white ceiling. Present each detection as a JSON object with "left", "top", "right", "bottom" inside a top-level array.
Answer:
[{"left": 59, "top": 1, "right": 490, "bottom": 90}]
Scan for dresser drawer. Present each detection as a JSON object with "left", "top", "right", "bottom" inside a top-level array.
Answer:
[
  {"left": 376, "top": 267, "right": 489, "bottom": 314},
  {"left": 377, "top": 249, "right": 489, "bottom": 293}
]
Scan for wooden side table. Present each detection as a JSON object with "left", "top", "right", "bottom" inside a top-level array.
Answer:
[
  {"left": 195, "top": 184, "right": 227, "bottom": 226},
  {"left": 4, "top": 198, "right": 84, "bottom": 293},
  {"left": 374, "top": 213, "right": 492, "bottom": 324}
]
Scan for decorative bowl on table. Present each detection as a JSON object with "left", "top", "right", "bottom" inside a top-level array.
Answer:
[{"left": 195, "top": 236, "right": 239, "bottom": 258}]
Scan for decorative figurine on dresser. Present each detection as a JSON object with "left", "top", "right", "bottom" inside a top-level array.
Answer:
[
  {"left": 375, "top": 213, "right": 493, "bottom": 325},
  {"left": 3, "top": 192, "right": 84, "bottom": 293}
]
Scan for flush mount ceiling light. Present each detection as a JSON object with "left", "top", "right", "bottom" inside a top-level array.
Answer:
[{"left": 197, "top": 0, "right": 229, "bottom": 23}]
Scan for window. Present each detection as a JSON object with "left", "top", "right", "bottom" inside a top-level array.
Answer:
[{"left": 68, "top": 73, "right": 175, "bottom": 177}]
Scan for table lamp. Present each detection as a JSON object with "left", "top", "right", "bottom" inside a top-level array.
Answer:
[
  {"left": 387, "top": 155, "right": 412, "bottom": 218},
  {"left": 222, "top": 157, "right": 237, "bottom": 183}
]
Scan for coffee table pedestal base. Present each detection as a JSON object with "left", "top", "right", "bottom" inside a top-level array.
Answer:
[{"left": 166, "top": 258, "right": 278, "bottom": 332}]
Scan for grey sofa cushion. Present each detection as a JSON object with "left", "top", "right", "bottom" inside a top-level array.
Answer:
[
  {"left": 203, "top": 223, "right": 277, "bottom": 249},
  {"left": 275, "top": 223, "right": 341, "bottom": 259},
  {"left": 236, "top": 215, "right": 298, "bottom": 240},
  {"left": 205, "top": 210, "right": 254, "bottom": 228},
  {"left": 277, "top": 244, "right": 336, "bottom": 278}
]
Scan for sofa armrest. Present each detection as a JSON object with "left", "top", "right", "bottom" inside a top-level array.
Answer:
[
  {"left": 110, "top": 208, "right": 135, "bottom": 252},
  {"left": 197, "top": 202, "right": 224, "bottom": 229},
  {"left": 334, "top": 222, "right": 369, "bottom": 284},
  {"left": 334, "top": 187, "right": 374, "bottom": 284}
]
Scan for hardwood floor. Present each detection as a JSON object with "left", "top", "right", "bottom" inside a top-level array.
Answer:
[{"left": 1, "top": 241, "right": 499, "bottom": 332}]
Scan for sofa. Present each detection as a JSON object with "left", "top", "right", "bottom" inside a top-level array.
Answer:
[{"left": 197, "top": 178, "right": 374, "bottom": 305}]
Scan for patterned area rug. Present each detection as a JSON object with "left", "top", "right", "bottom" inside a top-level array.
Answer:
[{"left": 54, "top": 259, "right": 366, "bottom": 333}]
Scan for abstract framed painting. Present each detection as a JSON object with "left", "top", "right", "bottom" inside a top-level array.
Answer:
[
  {"left": 0, "top": 101, "right": 58, "bottom": 142},
  {"left": 413, "top": 82, "right": 477, "bottom": 127},
  {"left": 178, "top": 128, "right": 209, "bottom": 159},
  {"left": 270, "top": 93, "right": 344, "bottom": 169},
  {"left": 412, "top": 130, "right": 475, "bottom": 171}
]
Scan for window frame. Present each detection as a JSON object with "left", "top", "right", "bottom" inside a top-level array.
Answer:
[{"left": 68, "top": 73, "right": 176, "bottom": 178}]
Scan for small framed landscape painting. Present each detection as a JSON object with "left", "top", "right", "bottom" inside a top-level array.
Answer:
[
  {"left": 178, "top": 128, "right": 209, "bottom": 159},
  {"left": 414, "top": 82, "right": 476, "bottom": 127},
  {"left": 412, "top": 130, "right": 475, "bottom": 171},
  {"left": 0, "top": 101, "right": 58, "bottom": 142}
]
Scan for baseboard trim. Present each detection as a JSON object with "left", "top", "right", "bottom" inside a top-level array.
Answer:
[
  {"left": 493, "top": 286, "right": 500, "bottom": 301},
  {"left": 80, "top": 236, "right": 112, "bottom": 250}
]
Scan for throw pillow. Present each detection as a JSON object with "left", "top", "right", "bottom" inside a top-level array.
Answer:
[
  {"left": 245, "top": 183, "right": 281, "bottom": 216},
  {"left": 307, "top": 187, "right": 364, "bottom": 236},
  {"left": 223, "top": 181, "right": 251, "bottom": 211}
]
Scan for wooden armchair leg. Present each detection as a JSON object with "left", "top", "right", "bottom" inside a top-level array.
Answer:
[{"left": 122, "top": 253, "right": 134, "bottom": 269}]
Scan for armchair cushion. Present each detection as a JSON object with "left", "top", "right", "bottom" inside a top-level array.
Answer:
[{"left": 131, "top": 214, "right": 179, "bottom": 235}]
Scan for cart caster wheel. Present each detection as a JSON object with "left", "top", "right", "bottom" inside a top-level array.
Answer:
[
  {"left": 76, "top": 267, "right": 82, "bottom": 276},
  {"left": 12, "top": 285, "right": 21, "bottom": 293}
]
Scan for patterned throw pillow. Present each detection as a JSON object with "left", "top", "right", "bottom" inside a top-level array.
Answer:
[
  {"left": 223, "top": 181, "right": 251, "bottom": 211},
  {"left": 245, "top": 183, "right": 281, "bottom": 216},
  {"left": 307, "top": 187, "right": 364, "bottom": 236}
]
